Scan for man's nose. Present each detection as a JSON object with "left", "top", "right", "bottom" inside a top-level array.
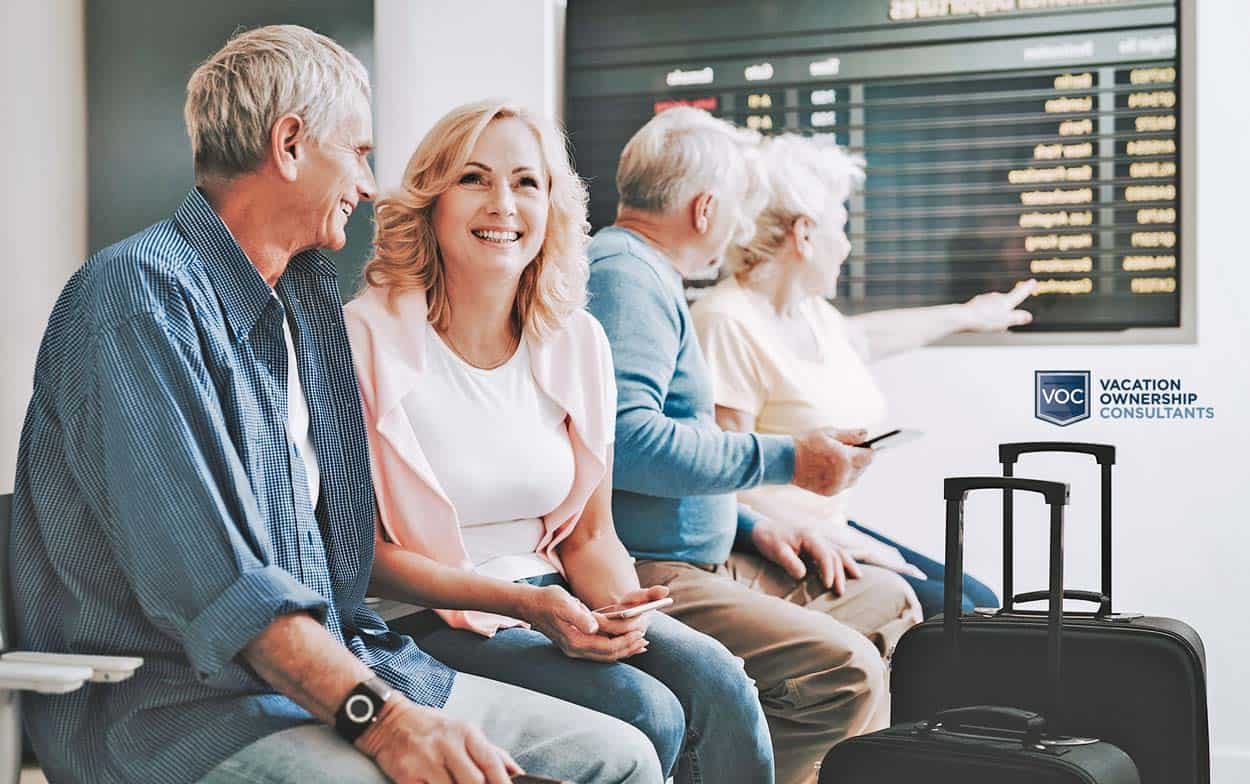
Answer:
[{"left": 358, "top": 160, "right": 378, "bottom": 202}]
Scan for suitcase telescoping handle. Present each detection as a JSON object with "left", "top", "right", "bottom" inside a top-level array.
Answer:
[
  {"left": 999, "top": 442, "right": 1114, "bottom": 613},
  {"left": 943, "top": 477, "right": 1069, "bottom": 721}
]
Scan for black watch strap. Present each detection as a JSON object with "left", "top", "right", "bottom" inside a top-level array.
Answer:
[{"left": 334, "top": 676, "right": 394, "bottom": 743}]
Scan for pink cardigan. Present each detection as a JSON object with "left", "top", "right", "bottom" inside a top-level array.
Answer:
[{"left": 344, "top": 286, "right": 617, "bottom": 636}]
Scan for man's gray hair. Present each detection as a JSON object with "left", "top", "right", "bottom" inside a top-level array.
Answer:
[
  {"left": 616, "top": 107, "right": 765, "bottom": 221},
  {"left": 184, "top": 24, "right": 370, "bottom": 181}
]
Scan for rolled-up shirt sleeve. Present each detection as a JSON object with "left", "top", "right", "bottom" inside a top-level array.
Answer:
[{"left": 85, "top": 309, "right": 327, "bottom": 681}]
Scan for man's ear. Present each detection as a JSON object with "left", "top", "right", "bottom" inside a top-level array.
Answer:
[
  {"left": 270, "top": 113, "right": 305, "bottom": 183},
  {"left": 792, "top": 215, "right": 816, "bottom": 260},
  {"left": 692, "top": 192, "right": 715, "bottom": 235}
]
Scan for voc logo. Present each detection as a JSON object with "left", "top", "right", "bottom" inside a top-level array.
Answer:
[{"left": 1035, "top": 371, "right": 1091, "bottom": 426}]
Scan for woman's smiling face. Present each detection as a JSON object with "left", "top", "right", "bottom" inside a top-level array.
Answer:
[{"left": 432, "top": 116, "right": 550, "bottom": 283}]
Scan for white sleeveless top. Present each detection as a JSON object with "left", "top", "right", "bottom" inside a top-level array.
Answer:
[{"left": 401, "top": 322, "right": 575, "bottom": 581}]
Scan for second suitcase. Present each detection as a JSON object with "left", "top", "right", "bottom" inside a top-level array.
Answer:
[
  {"left": 821, "top": 476, "right": 1139, "bottom": 784},
  {"left": 891, "top": 442, "right": 1208, "bottom": 784}
]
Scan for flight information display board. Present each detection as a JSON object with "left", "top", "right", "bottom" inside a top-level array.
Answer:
[{"left": 565, "top": 0, "right": 1190, "bottom": 338}]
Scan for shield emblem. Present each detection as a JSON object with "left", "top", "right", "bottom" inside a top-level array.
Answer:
[{"left": 1035, "top": 371, "right": 1091, "bottom": 426}]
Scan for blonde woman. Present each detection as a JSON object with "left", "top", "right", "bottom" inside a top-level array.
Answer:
[
  {"left": 345, "top": 100, "right": 773, "bottom": 784},
  {"left": 691, "top": 133, "right": 1036, "bottom": 619}
]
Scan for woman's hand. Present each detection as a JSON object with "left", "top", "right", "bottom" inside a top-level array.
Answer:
[
  {"left": 962, "top": 279, "right": 1037, "bottom": 332},
  {"left": 591, "top": 585, "right": 671, "bottom": 641},
  {"left": 518, "top": 584, "right": 647, "bottom": 662}
]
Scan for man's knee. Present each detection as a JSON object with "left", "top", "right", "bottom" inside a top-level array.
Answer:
[
  {"left": 854, "top": 566, "right": 923, "bottom": 621},
  {"left": 200, "top": 725, "right": 389, "bottom": 784},
  {"left": 581, "top": 717, "right": 666, "bottom": 784},
  {"left": 760, "top": 616, "right": 886, "bottom": 728},
  {"left": 820, "top": 565, "right": 923, "bottom": 654},
  {"left": 839, "top": 632, "right": 888, "bottom": 718}
]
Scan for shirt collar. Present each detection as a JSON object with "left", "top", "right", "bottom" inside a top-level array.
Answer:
[{"left": 173, "top": 189, "right": 338, "bottom": 341}]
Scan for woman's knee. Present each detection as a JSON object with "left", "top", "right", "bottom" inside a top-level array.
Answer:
[
  {"left": 687, "top": 640, "right": 774, "bottom": 770},
  {"left": 685, "top": 634, "right": 763, "bottom": 720},
  {"left": 609, "top": 666, "right": 685, "bottom": 774}
]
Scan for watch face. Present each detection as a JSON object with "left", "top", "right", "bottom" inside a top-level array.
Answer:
[{"left": 345, "top": 693, "right": 376, "bottom": 724}]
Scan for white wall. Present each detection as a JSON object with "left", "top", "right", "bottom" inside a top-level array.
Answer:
[
  {"left": 374, "top": 0, "right": 565, "bottom": 191},
  {"left": 0, "top": 0, "right": 88, "bottom": 493},
  {"left": 851, "top": 1, "right": 1250, "bottom": 779}
]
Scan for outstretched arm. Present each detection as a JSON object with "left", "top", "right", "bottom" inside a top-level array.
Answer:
[{"left": 850, "top": 279, "right": 1036, "bottom": 361}]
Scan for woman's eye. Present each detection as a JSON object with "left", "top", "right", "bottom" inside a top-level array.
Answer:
[
  {"left": 518, "top": 176, "right": 541, "bottom": 189},
  {"left": 459, "top": 172, "right": 484, "bottom": 185}
]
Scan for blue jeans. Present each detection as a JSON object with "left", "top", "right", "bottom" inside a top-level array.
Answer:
[
  {"left": 848, "top": 521, "right": 999, "bottom": 619},
  {"left": 396, "top": 579, "right": 774, "bottom": 784},
  {"left": 201, "top": 672, "right": 661, "bottom": 783}
]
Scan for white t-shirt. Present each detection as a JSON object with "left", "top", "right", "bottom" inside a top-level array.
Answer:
[
  {"left": 282, "top": 315, "right": 320, "bottom": 511},
  {"left": 693, "top": 276, "right": 918, "bottom": 571},
  {"left": 401, "top": 323, "right": 575, "bottom": 581}
]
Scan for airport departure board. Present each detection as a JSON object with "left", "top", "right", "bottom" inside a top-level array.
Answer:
[{"left": 565, "top": 0, "right": 1188, "bottom": 336}]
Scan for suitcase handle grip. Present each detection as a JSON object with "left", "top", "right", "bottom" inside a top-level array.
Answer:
[
  {"left": 932, "top": 705, "right": 1046, "bottom": 745},
  {"left": 944, "top": 476, "right": 1068, "bottom": 505},
  {"left": 1007, "top": 590, "right": 1111, "bottom": 619},
  {"left": 998, "top": 442, "right": 1115, "bottom": 465}
]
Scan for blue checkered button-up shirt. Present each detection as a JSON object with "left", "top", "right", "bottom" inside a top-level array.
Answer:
[{"left": 11, "top": 190, "right": 456, "bottom": 784}]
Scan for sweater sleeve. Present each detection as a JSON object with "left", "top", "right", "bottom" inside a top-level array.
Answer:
[{"left": 586, "top": 255, "right": 794, "bottom": 499}]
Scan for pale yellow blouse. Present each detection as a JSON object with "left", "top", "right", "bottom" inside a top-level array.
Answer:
[{"left": 692, "top": 276, "right": 919, "bottom": 574}]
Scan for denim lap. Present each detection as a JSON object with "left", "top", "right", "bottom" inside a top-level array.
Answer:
[
  {"left": 628, "top": 611, "right": 775, "bottom": 784},
  {"left": 405, "top": 609, "right": 773, "bottom": 784},
  {"left": 407, "top": 616, "right": 685, "bottom": 779}
]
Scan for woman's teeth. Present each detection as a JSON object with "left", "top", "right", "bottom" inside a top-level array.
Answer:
[{"left": 472, "top": 229, "right": 520, "bottom": 244}]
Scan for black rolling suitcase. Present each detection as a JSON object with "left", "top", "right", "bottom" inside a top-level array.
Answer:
[
  {"left": 891, "top": 443, "right": 1209, "bottom": 784},
  {"left": 820, "top": 476, "right": 1139, "bottom": 784}
]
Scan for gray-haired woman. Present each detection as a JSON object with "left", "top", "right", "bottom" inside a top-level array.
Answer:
[{"left": 691, "top": 133, "right": 1035, "bottom": 618}]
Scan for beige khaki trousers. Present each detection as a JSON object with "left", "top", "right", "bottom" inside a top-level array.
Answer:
[{"left": 636, "top": 552, "right": 922, "bottom": 784}]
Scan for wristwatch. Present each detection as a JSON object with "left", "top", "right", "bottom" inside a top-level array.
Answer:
[{"left": 334, "top": 676, "right": 394, "bottom": 743}]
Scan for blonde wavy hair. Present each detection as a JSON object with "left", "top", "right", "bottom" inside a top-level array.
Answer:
[
  {"left": 726, "top": 134, "right": 865, "bottom": 277},
  {"left": 362, "top": 100, "right": 590, "bottom": 342}
]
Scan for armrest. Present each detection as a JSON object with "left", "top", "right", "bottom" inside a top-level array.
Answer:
[
  {"left": 0, "top": 661, "right": 93, "bottom": 694},
  {"left": 1, "top": 651, "right": 143, "bottom": 683}
]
